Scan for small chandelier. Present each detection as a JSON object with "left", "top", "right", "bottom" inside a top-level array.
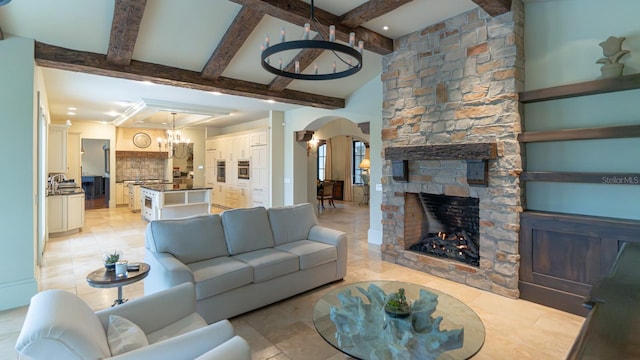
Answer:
[
  {"left": 260, "top": 0, "right": 363, "bottom": 81},
  {"left": 157, "top": 112, "right": 190, "bottom": 159}
]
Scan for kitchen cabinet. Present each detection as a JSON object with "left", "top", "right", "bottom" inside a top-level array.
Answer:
[
  {"left": 250, "top": 129, "right": 268, "bottom": 146},
  {"left": 115, "top": 183, "right": 129, "bottom": 206},
  {"left": 48, "top": 124, "right": 68, "bottom": 174},
  {"left": 212, "top": 183, "right": 226, "bottom": 207},
  {"left": 48, "top": 193, "right": 84, "bottom": 235},
  {"left": 128, "top": 184, "right": 141, "bottom": 212},
  {"left": 233, "top": 134, "right": 250, "bottom": 159}
]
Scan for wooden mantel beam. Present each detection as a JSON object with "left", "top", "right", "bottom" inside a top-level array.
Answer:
[
  {"left": 34, "top": 42, "right": 345, "bottom": 109},
  {"left": 201, "top": 6, "right": 264, "bottom": 81},
  {"left": 107, "top": 0, "right": 147, "bottom": 66},
  {"left": 471, "top": 0, "right": 512, "bottom": 16},
  {"left": 228, "top": 0, "right": 394, "bottom": 55}
]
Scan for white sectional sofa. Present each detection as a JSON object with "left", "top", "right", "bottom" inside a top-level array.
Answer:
[{"left": 144, "top": 203, "right": 347, "bottom": 324}]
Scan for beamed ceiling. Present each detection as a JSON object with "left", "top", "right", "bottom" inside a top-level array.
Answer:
[{"left": 0, "top": 0, "right": 511, "bottom": 127}]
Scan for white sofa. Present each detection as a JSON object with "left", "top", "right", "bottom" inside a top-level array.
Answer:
[
  {"left": 144, "top": 203, "right": 347, "bottom": 324},
  {"left": 15, "top": 282, "right": 251, "bottom": 360}
]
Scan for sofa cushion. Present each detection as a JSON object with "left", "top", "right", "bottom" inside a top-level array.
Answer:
[
  {"left": 268, "top": 203, "right": 317, "bottom": 246},
  {"left": 275, "top": 240, "right": 338, "bottom": 270},
  {"left": 222, "top": 207, "right": 274, "bottom": 255},
  {"left": 107, "top": 315, "right": 149, "bottom": 355},
  {"left": 147, "top": 215, "right": 228, "bottom": 264},
  {"left": 232, "top": 248, "right": 299, "bottom": 283},
  {"left": 188, "top": 257, "right": 254, "bottom": 300},
  {"left": 145, "top": 312, "right": 207, "bottom": 345}
]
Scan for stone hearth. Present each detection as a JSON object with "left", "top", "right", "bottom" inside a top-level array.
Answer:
[{"left": 380, "top": 3, "right": 524, "bottom": 298}]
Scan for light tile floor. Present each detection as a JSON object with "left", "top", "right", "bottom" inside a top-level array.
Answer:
[{"left": 0, "top": 202, "right": 584, "bottom": 359}]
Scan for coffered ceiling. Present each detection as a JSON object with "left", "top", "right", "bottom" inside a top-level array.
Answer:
[{"left": 0, "top": 0, "right": 511, "bottom": 128}]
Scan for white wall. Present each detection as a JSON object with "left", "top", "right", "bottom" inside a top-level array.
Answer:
[
  {"left": 0, "top": 35, "right": 38, "bottom": 310},
  {"left": 283, "top": 76, "right": 383, "bottom": 244},
  {"left": 524, "top": 0, "right": 640, "bottom": 219}
]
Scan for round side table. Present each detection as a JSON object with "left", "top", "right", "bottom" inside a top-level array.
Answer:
[{"left": 86, "top": 263, "right": 150, "bottom": 306}]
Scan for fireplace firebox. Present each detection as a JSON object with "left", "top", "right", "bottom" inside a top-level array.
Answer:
[{"left": 405, "top": 193, "right": 480, "bottom": 266}]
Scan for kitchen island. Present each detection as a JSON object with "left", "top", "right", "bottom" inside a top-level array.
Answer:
[{"left": 140, "top": 184, "right": 212, "bottom": 221}]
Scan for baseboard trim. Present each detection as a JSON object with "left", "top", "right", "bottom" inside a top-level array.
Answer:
[
  {"left": 0, "top": 278, "right": 37, "bottom": 311},
  {"left": 368, "top": 228, "right": 382, "bottom": 245}
]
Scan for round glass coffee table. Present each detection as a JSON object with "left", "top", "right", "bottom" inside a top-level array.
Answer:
[
  {"left": 313, "top": 281, "right": 485, "bottom": 359},
  {"left": 86, "top": 263, "right": 150, "bottom": 306}
]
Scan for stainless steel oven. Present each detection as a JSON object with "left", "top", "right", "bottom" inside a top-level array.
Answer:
[
  {"left": 238, "top": 160, "right": 250, "bottom": 180},
  {"left": 216, "top": 160, "right": 226, "bottom": 182}
]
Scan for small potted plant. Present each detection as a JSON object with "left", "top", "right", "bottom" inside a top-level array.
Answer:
[
  {"left": 103, "top": 250, "right": 122, "bottom": 271},
  {"left": 384, "top": 288, "right": 412, "bottom": 318}
]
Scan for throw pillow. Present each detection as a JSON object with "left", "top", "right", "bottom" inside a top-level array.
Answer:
[{"left": 107, "top": 315, "right": 149, "bottom": 355}]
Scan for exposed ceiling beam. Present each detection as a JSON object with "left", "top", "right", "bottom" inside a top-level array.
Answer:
[
  {"left": 201, "top": 6, "right": 264, "bottom": 81},
  {"left": 339, "top": 0, "right": 413, "bottom": 28},
  {"left": 471, "top": 0, "right": 512, "bottom": 16},
  {"left": 35, "top": 42, "right": 345, "bottom": 109},
  {"left": 228, "top": 0, "right": 394, "bottom": 55},
  {"left": 106, "top": 0, "right": 147, "bottom": 66}
]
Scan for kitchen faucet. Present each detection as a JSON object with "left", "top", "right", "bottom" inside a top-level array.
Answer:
[{"left": 49, "top": 173, "right": 67, "bottom": 194}]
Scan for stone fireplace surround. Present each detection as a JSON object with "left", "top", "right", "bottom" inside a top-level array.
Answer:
[{"left": 380, "top": 3, "right": 524, "bottom": 298}]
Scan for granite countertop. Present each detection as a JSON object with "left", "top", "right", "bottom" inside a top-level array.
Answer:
[{"left": 141, "top": 184, "right": 212, "bottom": 192}]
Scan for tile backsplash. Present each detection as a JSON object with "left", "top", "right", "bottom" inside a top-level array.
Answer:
[{"left": 116, "top": 156, "right": 165, "bottom": 181}]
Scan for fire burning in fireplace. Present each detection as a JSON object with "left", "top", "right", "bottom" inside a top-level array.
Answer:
[
  {"left": 409, "top": 230, "right": 479, "bottom": 266},
  {"left": 404, "top": 193, "right": 480, "bottom": 267}
]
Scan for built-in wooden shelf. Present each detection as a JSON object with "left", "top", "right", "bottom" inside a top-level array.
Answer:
[
  {"left": 520, "top": 171, "right": 640, "bottom": 185},
  {"left": 519, "top": 73, "right": 640, "bottom": 103},
  {"left": 518, "top": 124, "right": 640, "bottom": 143}
]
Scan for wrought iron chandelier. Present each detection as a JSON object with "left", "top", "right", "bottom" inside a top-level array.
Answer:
[
  {"left": 157, "top": 112, "right": 190, "bottom": 159},
  {"left": 260, "top": 0, "right": 363, "bottom": 81}
]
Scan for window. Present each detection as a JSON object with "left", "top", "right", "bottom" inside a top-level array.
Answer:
[
  {"left": 353, "top": 141, "right": 366, "bottom": 184},
  {"left": 317, "top": 143, "right": 326, "bottom": 181}
]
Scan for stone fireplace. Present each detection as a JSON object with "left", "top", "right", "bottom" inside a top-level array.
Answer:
[{"left": 380, "top": 3, "right": 524, "bottom": 298}]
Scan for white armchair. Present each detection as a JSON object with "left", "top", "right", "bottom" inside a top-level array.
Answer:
[{"left": 15, "top": 282, "right": 251, "bottom": 360}]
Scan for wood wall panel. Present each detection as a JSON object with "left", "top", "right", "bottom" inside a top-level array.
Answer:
[{"left": 519, "top": 211, "right": 640, "bottom": 315}]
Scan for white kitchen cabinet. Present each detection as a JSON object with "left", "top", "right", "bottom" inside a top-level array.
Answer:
[
  {"left": 251, "top": 144, "right": 269, "bottom": 207},
  {"left": 67, "top": 194, "right": 85, "bottom": 230},
  {"left": 250, "top": 129, "right": 268, "bottom": 146},
  {"left": 48, "top": 193, "right": 84, "bottom": 235},
  {"left": 48, "top": 124, "right": 68, "bottom": 174},
  {"left": 238, "top": 186, "right": 250, "bottom": 208},
  {"left": 128, "top": 184, "right": 141, "bottom": 212},
  {"left": 212, "top": 183, "right": 226, "bottom": 207},
  {"left": 205, "top": 149, "right": 216, "bottom": 188},
  {"left": 234, "top": 134, "right": 250, "bottom": 159},
  {"left": 116, "top": 183, "right": 124, "bottom": 205}
]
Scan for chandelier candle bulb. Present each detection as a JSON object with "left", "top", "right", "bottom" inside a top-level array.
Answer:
[
  {"left": 314, "top": 64, "right": 318, "bottom": 74},
  {"left": 280, "top": 27, "right": 285, "bottom": 42},
  {"left": 358, "top": 41, "right": 364, "bottom": 53},
  {"left": 329, "top": 25, "right": 335, "bottom": 42},
  {"left": 265, "top": 35, "right": 269, "bottom": 48},
  {"left": 349, "top": 32, "right": 355, "bottom": 47},
  {"left": 295, "top": 61, "right": 300, "bottom": 74},
  {"left": 333, "top": 62, "right": 336, "bottom": 73},
  {"left": 303, "top": 23, "right": 310, "bottom": 40},
  {"left": 279, "top": 58, "right": 283, "bottom": 70}
]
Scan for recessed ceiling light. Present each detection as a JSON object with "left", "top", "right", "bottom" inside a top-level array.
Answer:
[
  {"left": 142, "top": 80, "right": 154, "bottom": 86},
  {"left": 67, "top": 107, "right": 77, "bottom": 111},
  {"left": 383, "top": 26, "right": 389, "bottom": 31},
  {"left": 106, "top": 111, "right": 119, "bottom": 117},
  {"left": 100, "top": 121, "right": 109, "bottom": 125},
  {"left": 67, "top": 111, "right": 76, "bottom": 116},
  {"left": 114, "top": 101, "right": 131, "bottom": 107},
  {"left": 264, "top": 99, "right": 276, "bottom": 104},
  {"left": 209, "top": 91, "right": 222, "bottom": 96}
]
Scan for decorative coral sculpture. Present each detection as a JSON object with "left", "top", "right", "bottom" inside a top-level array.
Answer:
[{"left": 596, "top": 36, "right": 629, "bottom": 78}]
